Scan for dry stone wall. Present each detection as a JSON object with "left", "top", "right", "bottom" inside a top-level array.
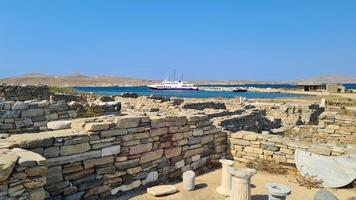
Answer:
[
  {"left": 0, "top": 114, "right": 226, "bottom": 200},
  {"left": 228, "top": 131, "right": 354, "bottom": 171},
  {"left": 290, "top": 112, "right": 356, "bottom": 144},
  {"left": 0, "top": 84, "right": 51, "bottom": 101}
]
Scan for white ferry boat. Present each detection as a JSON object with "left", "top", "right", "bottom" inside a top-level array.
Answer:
[{"left": 147, "top": 80, "right": 198, "bottom": 90}]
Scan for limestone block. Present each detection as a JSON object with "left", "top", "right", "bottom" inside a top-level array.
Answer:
[
  {"left": 84, "top": 122, "right": 110, "bottom": 131},
  {"left": 140, "top": 149, "right": 164, "bottom": 164},
  {"left": 147, "top": 185, "right": 178, "bottom": 196},
  {"left": 175, "top": 160, "right": 185, "bottom": 168},
  {"left": 201, "top": 135, "right": 214, "bottom": 144},
  {"left": 150, "top": 127, "right": 168, "bottom": 137},
  {"left": 101, "top": 145, "right": 121, "bottom": 157},
  {"left": 25, "top": 166, "right": 48, "bottom": 177},
  {"left": 47, "top": 120, "right": 72, "bottom": 130},
  {"left": 60, "top": 143, "right": 91, "bottom": 156},
  {"left": 115, "top": 116, "right": 141, "bottom": 128},
  {"left": 13, "top": 148, "right": 46, "bottom": 167},
  {"left": 184, "top": 147, "right": 203, "bottom": 158},
  {"left": 0, "top": 153, "right": 18, "bottom": 182},
  {"left": 308, "top": 145, "right": 331, "bottom": 156},
  {"left": 129, "top": 143, "right": 153, "bottom": 155},
  {"left": 46, "top": 150, "right": 100, "bottom": 167},
  {"left": 84, "top": 185, "right": 111, "bottom": 198},
  {"left": 115, "top": 159, "right": 140, "bottom": 169},
  {"left": 165, "top": 147, "right": 182, "bottom": 158},
  {"left": 24, "top": 177, "right": 47, "bottom": 189},
  {"left": 83, "top": 156, "right": 114, "bottom": 169},
  {"left": 100, "top": 129, "right": 128, "bottom": 137}
]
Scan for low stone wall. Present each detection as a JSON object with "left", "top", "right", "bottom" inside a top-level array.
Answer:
[
  {"left": 0, "top": 114, "right": 226, "bottom": 199},
  {"left": 290, "top": 112, "right": 356, "bottom": 144},
  {"left": 0, "top": 100, "right": 77, "bottom": 136},
  {"left": 0, "top": 148, "right": 47, "bottom": 200},
  {"left": 0, "top": 84, "right": 51, "bottom": 101},
  {"left": 0, "top": 100, "right": 121, "bottom": 136},
  {"left": 228, "top": 131, "right": 354, "bottom": 171},
  {"left": 214, "top": 110, "right": 281, "bottom": 133},
  {"left": 182, "top": 101, "right": 226, "bottom": 110}
]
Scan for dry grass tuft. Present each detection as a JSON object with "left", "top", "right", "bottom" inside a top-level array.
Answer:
[{"left": 295, "top": 171, "right": 323, "bottom": 189}]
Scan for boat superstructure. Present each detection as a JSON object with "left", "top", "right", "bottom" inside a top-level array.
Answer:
[{"left": 147, "top": 70, "right": 198, "bottom": 90}]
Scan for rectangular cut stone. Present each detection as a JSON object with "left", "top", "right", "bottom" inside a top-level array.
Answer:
[
  {"left": 129, "top": 143, "right": 153, "bottom": 155},
  {"left": 140, "top": 149, "right": 164, "bottom": 164},
  {"left": 60, "top": 143, "right": 91, "bottom": 156},
  {"left": 115, "top": 116, "right": 141, "bottom": 128},
  {"left": 193, "top": 129, "right": 204, "bottom": 136},
  {"left": 150, "top": 117, "right": 166, "bottom": 128},
  {"left": 150, "top": 127, "right": 168, "bottom": 137},
  {"left": 21, "top": 108, "right": 44, "bottom": 118},
  {"left": 308, "top": 145, "right": 332, "bottom": 156},
  {"left": 83, "top": 156, "right": 114, "bottom": 169},
  {"left": 115, "top": 159, "right": 140, "bottom": 169},
  {"left": 184, "top": 147, "right": 203, "bottom": 158},
  {"left": 46, "top": 150, "right": 101, "bottom": 167},
  {"left": 201, "top": 135, "right": 214, "bottom": 144},
  {"left": 164, "top": 147, "right": 182, "bottom": 158},
  {"left": 101, "top": 145, "right": 121, "bottom": 157},
  {"left": 84, "top": 122, "right": 110, "bottom": 131},
  {"left": 101, "top": 129, "right": 127, "bottom": 137}
]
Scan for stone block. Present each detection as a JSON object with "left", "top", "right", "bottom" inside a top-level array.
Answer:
[
  {"left": 0, "top": 153, "right": 18, "bottom": 182},
  {"left": 46, "top": 150, "right": 100, "bottom": 167},
  {"left": 115, "top": 116, "right": 141, "bottom": 128},
  {"left": 60, "top": 143, "right": 91, "bottom": 156},
  {"left": 25, "top": 166, "right": 48, "bottom": 177},
  {"left": 115, "top": 159, "right": 140, "bottom": 169},
  {"left": 101, "top": 145, "right": 120, "bottom": 157},
  {"left": 29, "top": 187, "right": 45, "bottom": 200},
  {"left": 21, "top": 108, "right": 44, "bottom": 118},
  {"left": 111, "top": 180, "right": 141, "bottom": 194},
  {"left": 184, "top": 147, "right": 203, "bottom": 158},
  {"left": 84, "top": 122, "right": 110, "bottom": 131},
  {"left": 47, "top": 120, "right": 72, "bottom": 130},
  {"left": 101, "top": 129, "right": 128, "bottom": 137},
  {"left": 165, "top": 147, "right": 182, "bottom": 158},
  {"left": 83, "top": 156, "right": 114, "bottom": 169},
  {"left": 129, "top": 143, "right": 153, "bottom": 155},
  {"left": 150, "top": 127, "right": 168, "bottom": 137},
  {"left": 140, "top": 149, "right": 164, "bottom": 164},
  {"left": 308, "top": 145, "right": 332, "bottom": 156}
]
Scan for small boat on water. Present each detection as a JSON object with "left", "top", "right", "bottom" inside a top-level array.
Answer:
[
  {"left": 147, "top": 80, "right": 198, "bottom": 90},
  {"left": 233, "top": 87, "right": 248, "bottom": 92}
]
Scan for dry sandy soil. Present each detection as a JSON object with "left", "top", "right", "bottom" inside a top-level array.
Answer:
[{"left": 131, "top": 169, "right": 355, "bottom": 200}]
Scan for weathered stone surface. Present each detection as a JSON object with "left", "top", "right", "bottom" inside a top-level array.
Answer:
[
  {"left": 22, "top": 108, "right": 44, "bottom": 118},
  {"left": 25, "top": 166, "right": 48, "bottom": 177},
  {"left": 129, "top": 143, "right": 153, "bottom": 155},
  {"left": 29, "top": 187, "right": 45, "bottom": 200},
  {"left": 140, "top": 149, "right": 164, "bottom": 164},
  {"left": 308, "top": 145, "right": 332, "bottom": 156},
  {"left": 313, "top": 189, "right": 339, "bottom": 200},
  {"left": 44, "top": 147, "right": 59, "bottom": 158},
  {"left": 184, "top": 147, "right": 203, "bottom": 158},
  {"left": 295, "top": 149, "right": 356, "bottom": 188},
  {"left": 64, "top": 191, "right": 84, "bottom": 200},
  {"left": 46, "top": 150, "right": 100, "bottom": 167},
  {"left": 84, "top": 185, "right": 111, "bottom": 198},
  {"left": 14, "top": 148, "right": 46, "bottom": 167},
  {"left": 150, "top": 127, "right": 168, "bottom": 137},
  {"left": 101, "top": 129, "right": 127, "bottom": 137},
  {"left": 84, "top": 122, "right": 110, "bottom": 131},
  {"left": 47, "top": 120, "right": 72, "bottom": 130},
  {"left": 24, "top": 177, "right": 47, "bottom": 189},
  {"left": 60, "top": 143, "right": 91, "bottom": 156},
  {"left": 64, "top": 168, "right": 95, "bottom": 180},
  {"left": 0, "top": 153, "right": 18, "bottom": 182},
  {"left": 83, "top": 156, "right": 114, "bottom": 169},
  {"left": 12, "top": 102, "right": 29, "bottom": 110},
  {"left": 101, "top": 145, "right": 120, "bottom": 157},
  {"left": 165, "top": 147, "right": 182, "bottom": 158},
  {"left": 115, "top": 159, "right": 140, "bottom": 169},
  {"left": 111, "top": 180, "right": 141, "bottom": 194},
  {"left": 47, "top": 166, "right": 63, "bottom": 185},
  {"left": 147, "top": 185, "right": 178, "bottom": 196},
  {"left": 115, "top": 116, "right": 141, "bottom": 128}
]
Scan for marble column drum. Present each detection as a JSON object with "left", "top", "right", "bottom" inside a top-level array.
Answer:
[
  {"left": 226, "top": 168, "right": 257, "bottom": 200},
  {"left": 216, "top": 159, "right": 234, "bottom": 196},
  {"left": 265, "top": 183, "right": 291, "bottom": 200}
]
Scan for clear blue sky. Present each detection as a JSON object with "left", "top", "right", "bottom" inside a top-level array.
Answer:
[{"left": 0, "top": 0, "right": 355, "bottom": 81}]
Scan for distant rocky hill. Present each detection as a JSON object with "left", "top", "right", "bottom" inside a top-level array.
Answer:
[
  {"left": 0, "top": 73, "right": 155, "bottom": 87},
  {"left": 296, "top": 75, "right": 356, "bottom": 84}
]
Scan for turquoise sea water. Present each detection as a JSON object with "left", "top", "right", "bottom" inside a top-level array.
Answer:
[
  {"left": 74, "top": 84, "right": 356, "bottom": 99},
  {"left": 74, "top": 86, "right": 304, "bottom": 99}
]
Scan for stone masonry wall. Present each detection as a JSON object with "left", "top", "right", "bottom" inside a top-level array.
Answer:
[
  {"left": 0, "top": 148, "right": 47, "bottom": 200},
  {"left": 228, "top": 131, "right": 354, "bottom": 171},
  {"left": 0, "top": 114, "right": 226, "bottom": 199},
  {"left": 290, "top": 112, "right": 356, "bottom": 144},
  {"left": 0, "top": 84, "right": 51, "bottom": 101}
]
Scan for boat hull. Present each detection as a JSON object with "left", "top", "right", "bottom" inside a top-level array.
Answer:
[{"left": 147, "top": 86, "right": 198, "bottom": 91}]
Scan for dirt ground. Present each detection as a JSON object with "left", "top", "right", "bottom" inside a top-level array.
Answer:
[{"left": 131, "top": 169, "right": 356, "bottom": 200}]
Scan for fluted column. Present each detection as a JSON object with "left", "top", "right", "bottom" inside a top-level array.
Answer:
[
  {"left": 226, "top": 168, "right": 257, "bottom": 200},
  {"left": 216, "top": 159, "right": 234, "bottom": 196}
]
